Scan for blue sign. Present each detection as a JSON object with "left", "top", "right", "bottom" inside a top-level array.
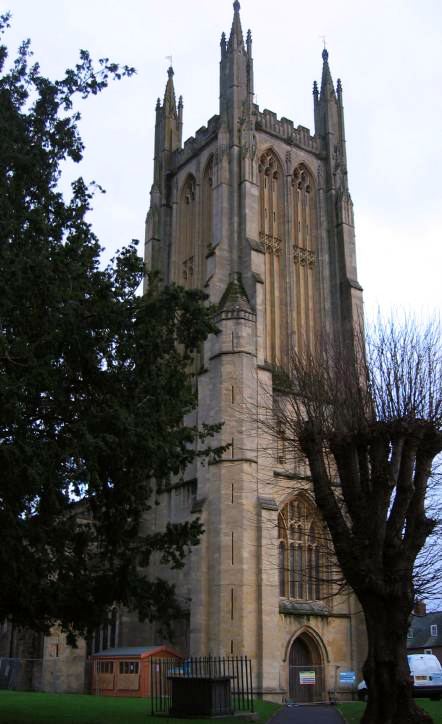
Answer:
[{"left": 339, "top": 671, "right": 356, "bottom": 684}]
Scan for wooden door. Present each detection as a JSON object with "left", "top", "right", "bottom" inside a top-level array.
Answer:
[{"left": 289, "top": 634, "right": 325, "bottom": 703}]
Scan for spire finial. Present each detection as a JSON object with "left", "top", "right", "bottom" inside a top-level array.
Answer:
[
  {"left": 233, "top": 0, "right": 240, "bottom": 12},
  {"left": 319, "top": 42, "right": 335, "bottom": 100},
  {"left": 167, "top": 66, "right": 174, "bottom": 79},
  {"left": 313, "top": 80, "right": 319, "bottom": 97}
]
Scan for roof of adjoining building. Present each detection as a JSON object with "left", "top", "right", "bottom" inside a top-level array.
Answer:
[
  {"left": 93, "top": 646, "right": 181, "bottom": 658},
  {"left": 408, "top": 612, "right": 442, "bottom": 649}
]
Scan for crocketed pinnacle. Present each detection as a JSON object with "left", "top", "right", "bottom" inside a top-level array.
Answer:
[
  {"left": 320, "top": 46, "right": 336, "bottom": 99},
  {"left": 163, "top": 66, "right": 177, "bottom": 117},
  {"left": 228, "top": 0, "right": 245, "bottom": 52}
]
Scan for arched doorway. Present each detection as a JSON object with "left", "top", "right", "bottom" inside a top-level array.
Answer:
[{"left": 288, "top": 633, "right": 323, "bottom": 703}]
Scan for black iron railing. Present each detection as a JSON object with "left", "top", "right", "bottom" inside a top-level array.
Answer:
[{"left": 150, "top": 655, "right": 254, "bottom": 715}]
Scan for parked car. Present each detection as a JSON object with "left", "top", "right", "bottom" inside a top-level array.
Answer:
[{"left": 357, "top": 654, "right": 442, "bottom": 701}]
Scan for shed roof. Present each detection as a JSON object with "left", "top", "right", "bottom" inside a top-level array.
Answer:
[
  {"left": 92, "top": 645, "right": 181, "bottom": 659},
  {"left": 408, "top": 611, "right": 442, "bottom": 649}
]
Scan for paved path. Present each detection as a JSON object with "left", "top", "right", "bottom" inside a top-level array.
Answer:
[{"left": 269, "top": 704, "right": 344, "bottom": 724}]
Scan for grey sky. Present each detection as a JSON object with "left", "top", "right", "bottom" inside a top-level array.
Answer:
[{"left": 3, "top": 0, "right": 441, "bottom": 318}]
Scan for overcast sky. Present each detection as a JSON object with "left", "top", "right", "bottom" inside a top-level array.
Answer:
[{"left": 3, "top": 0, "right": 441, "bottom": 319}]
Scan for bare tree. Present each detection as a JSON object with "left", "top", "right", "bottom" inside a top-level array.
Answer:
[{"left": 265, "top": 318, "right": 441, "bottom": 724}]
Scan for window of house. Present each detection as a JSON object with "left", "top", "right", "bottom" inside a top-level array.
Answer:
[
  {"left": 430, "top": 624, "right": 438, "bottom": 637},
  {"left": 424, "top": 649, "right": 433, "bottom": 654},
  {"left": 119, "top": 661, "right": 139, "bottom": 674}
]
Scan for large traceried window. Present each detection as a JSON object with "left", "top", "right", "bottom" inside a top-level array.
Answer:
[
  {"left": 259, "top": 150, "right": 286, "bottom": 365},
  {"left": 292, "top": 164, "right": 317, "bottom": 353},
  {"left": 278, "top": 495, "right": 328, "bottom": 602},
  {"left": 177, "top": 174, "right": 197, "bottom": 288}
]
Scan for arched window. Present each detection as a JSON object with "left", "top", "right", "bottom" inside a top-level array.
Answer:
[
  {"left": 277, "top": 495, "right": 328, "bottom": 602},
  {"left": 93, "top": 607, "right": 119, "bottom": 653},
  {"left": 259, "top": 150, "right": 286, "bottom": 364},
  {"left": 177, "top": 175, "right": 196, "bottom": 288},
  {"left": 109, "top": 607, "right": 118, "bottom": 649},
  {"left": 292, "top": 164, "right": 317, "bottom": 353}
]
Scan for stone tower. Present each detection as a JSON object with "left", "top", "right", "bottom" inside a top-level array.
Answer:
[{"left": 144, "top": 1, "right": 366, "bottom": 701}]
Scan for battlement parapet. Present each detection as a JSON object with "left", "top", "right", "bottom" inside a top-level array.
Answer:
[
  {"left": 175, "top": 115, "right": 220, "bottom": 168},
  {"left": 254, "top": 106, "right": 321, "bottom": 154}
]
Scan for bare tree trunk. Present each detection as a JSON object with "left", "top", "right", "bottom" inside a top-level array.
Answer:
[{"left": 360, "top": 596, "right": 433, "bottom": 724}]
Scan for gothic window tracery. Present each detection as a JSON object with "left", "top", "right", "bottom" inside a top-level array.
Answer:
[
  {"left": 278, "top": 495, "right": 327, "bottom": 602},
  {"left": 292, "top": 164, "right": 318, "bottom": 353},
  {"left": 259, "top": 150, "right": 286, "bottom": 364}
]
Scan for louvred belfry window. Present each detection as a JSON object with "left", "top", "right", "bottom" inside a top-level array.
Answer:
[
  {"left": 200, "top": 156, "right": 214, "bottom": 287},
  {"left": 177, "top": 174, "right": 196, "bottom": 288}
]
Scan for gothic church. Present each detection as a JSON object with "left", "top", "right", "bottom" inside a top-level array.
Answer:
[
  {"left": 0, "top": 0, "right": 368, "bottom": 702},
  {"left": 143, "top": 0, "right": 366, "bottom": 702}
]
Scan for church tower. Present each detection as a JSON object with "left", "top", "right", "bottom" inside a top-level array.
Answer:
[{"left": 144, "top": 2, "right": 366, "bottom": 701}]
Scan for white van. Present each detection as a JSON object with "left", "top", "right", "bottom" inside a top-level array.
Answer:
[{"left": 357, "top": 654, "right": 442, "bottom": 701}]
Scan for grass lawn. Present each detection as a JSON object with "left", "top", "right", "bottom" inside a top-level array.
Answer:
[
  {"left": 0, "top": 691, "right": 280, "bottom": 724},
  {"left": 338, "top": 699, "right": 442, "bottom": 724}
]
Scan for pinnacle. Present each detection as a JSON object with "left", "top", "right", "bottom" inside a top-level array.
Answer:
[
  {"left": 320, "top": 45, "right": 336, "bottom": 99},
  {"left": 228, "top": 0, "right": 245, "bottom": 51},
  {"left": 163, "top": 66, "right": 177, "bottom": 117}
]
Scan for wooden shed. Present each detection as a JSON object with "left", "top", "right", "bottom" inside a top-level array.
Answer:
[{"left": 91, "top": 645, "right": 182, "bottom": 697}]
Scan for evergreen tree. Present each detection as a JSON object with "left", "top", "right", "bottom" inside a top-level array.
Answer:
[{"left": 0, "top": 14, "right": 223, "bottom": 643}]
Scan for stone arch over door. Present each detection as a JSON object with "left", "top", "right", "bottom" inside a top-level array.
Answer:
[{"left": 288, "top": 631, "right": 325, "bottom": 703}]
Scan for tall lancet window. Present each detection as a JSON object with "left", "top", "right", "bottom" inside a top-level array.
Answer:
[
  {"left": 292, "top": 164, "right": 317, "bottom": 353},
  {"left": 200, "top": 156, "right": 214, "bottom": 287},
  {"left": 259, "top": 150, "right": 286, "bottom": 364},
  {"left": 178, "top": 175, "right": 196, "bottom": 288}
]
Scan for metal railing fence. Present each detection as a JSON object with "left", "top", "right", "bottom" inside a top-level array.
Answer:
[{"left": 150, "top": 655, "right": 254, "bottom": 715}]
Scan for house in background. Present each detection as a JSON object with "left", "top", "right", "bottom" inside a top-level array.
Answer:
[{"left": 408, "top": 604, "right": 442, "bottom": 665}]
